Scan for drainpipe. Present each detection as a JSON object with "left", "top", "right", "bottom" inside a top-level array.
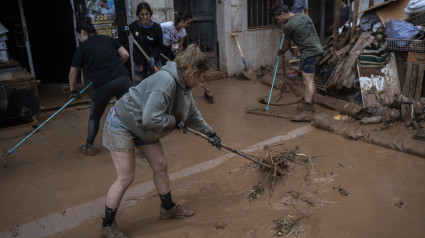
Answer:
[{"left": 320, "top": 0, "right": 325, "bottom": 42}]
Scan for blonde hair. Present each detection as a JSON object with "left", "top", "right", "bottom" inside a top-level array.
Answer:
[{"left": 174, "top": 44, "right": 210, "bottom": 78}]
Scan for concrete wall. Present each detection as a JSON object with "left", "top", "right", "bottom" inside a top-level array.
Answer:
[{"left": 217, "top": 0, "right": 281, "bottom": 76}]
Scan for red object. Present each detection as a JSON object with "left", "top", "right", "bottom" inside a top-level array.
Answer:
[{"left": 288, "top": 71, "right": 298, "bottom": 77}]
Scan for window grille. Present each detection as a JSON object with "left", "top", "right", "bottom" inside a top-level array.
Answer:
[{"left": 248, "top": 0, "right": 279, "bottom": 29}]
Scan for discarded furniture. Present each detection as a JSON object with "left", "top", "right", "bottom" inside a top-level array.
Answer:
[{"left": 0, "top": 62, "right": 40, "bottom": 124}]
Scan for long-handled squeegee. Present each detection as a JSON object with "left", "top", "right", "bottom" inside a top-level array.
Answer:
[{"left": 2, "top": 82, "right": 93, "bottom": 166}]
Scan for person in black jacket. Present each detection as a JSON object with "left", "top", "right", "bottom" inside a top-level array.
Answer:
[
  {"left": 69, "top": 19, "right": 132, "bottom": 156},
  {"left": 129, "top": 2, "right": 164, "bottom": 85}
]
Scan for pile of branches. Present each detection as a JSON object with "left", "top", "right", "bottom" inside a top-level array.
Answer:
[{"left": 261, "top": 145, "right": 312, "bottom": 197}]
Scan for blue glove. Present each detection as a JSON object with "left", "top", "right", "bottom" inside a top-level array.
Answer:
[
  {"left": 70, "top": 90, "right": 81, "bottom": 100},
  {"left": 175, "top": 116, "right": 187, "bottom": 133},
  {"left": 209, "top": 132, "right": 221, "bottom": 150},
  {"left": 148, "top": 57, "right": 155, "bottom": 68}
]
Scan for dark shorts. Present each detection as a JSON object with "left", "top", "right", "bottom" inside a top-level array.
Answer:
[
  {"left": 102, "top": 107, "right": 151, "bottom": 152},
  {"left": 300, "top": 53, "right": 323, "bottom": 74}
]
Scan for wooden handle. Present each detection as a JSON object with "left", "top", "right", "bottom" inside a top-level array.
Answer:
[
  {"left": 129, "top": 32, "right": 159, "bottom": 72},
  {"left": 198, "top": 83, "right": 210, "bottom": 93},
  {"left": 232, "top": 34, "right": 245, "bottom": 58},
  {"left": 160, "top": 53, "right": 171, "bottom": 62}
]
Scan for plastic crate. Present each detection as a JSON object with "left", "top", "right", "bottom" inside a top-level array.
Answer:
[{"left": 386, "top": 38, "right": 425, "bottom": 52}]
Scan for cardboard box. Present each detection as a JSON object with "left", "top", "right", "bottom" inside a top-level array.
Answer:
[{"left": 407, "top": 52, "right": 425, "bottom": 63}]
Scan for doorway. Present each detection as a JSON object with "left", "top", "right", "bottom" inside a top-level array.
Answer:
[
  {"left": 174, "top": 0, "right": 218, "bottom": 69},
  {"left": 22, "top": 0, "right": 77, "bottom": 84}
]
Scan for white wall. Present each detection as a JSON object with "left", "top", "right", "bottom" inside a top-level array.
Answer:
[{"left": 217, "top": 0, "right": 281, "bottom": 76}]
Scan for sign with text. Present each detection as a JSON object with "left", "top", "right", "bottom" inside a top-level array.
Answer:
[{"left": 86, "top": 0, "right": 117, "bottom": 38}]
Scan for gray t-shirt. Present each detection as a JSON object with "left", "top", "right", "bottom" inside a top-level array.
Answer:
[
  {"left": 283, "top": 13, "right": 323, "bottom": 59},
  {"left": 291, "top": 0, "right": 307, "bottom": 14}
]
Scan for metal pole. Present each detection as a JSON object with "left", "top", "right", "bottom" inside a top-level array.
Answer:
[
  {"left": 320, "top": 0, "right": 325, "bottom": 42},
  {"left": 332, "top": 0, "right": 341, "bottom": 49},
  {"left": 18, "top": 0, "right": 35, "bottom": 78}
]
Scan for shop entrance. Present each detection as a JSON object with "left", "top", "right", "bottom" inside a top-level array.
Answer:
[{"left": 22, "top": 0, "right": 77, "bottom": 84}]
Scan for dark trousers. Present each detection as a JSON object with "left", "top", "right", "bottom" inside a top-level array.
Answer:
[{"left": 87, "top": 75, "right": 132, "bottom": 143}]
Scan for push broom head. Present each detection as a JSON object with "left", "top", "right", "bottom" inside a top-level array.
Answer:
[{"left": 2, "top": 150, "right": 10, "bottom": 167}]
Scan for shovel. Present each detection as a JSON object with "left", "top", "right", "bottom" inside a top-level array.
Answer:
[{"left": 231, "top": 33, "right": 257, "bottom": 81}]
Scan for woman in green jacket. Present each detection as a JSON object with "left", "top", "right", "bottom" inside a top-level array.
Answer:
[{"left": 100, "top": 44, "right": 221, "bottom": 238}]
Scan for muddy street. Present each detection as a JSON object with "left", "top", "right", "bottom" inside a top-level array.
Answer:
[{"left": 1, "top": 78, "right": 425, "bottom": 238}]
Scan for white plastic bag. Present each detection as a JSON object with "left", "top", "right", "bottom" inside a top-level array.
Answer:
[{"left": 405, "top": 0, "right": 425, "bottom": 15}]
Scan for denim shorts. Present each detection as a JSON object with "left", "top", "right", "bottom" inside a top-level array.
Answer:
[
  {"left": 102, "top": 107, "right": 151, "bottom": 152},
  {"left": 300, "top": 53, "right": 323, "bottom": 74}
]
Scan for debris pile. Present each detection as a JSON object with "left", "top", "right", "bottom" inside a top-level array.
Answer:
[
  {"left": 255, "top": 1, "right": 425, "bottom": 158},
  {"left": 272, "top": 215, "right": 305, "bottom": 238}
]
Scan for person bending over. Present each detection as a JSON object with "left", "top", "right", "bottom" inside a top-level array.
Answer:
[
  {"left": 69, "top": 18, "right": 132, "bottom": 156},
  {"left": 101, "top": 44, "right": 221, "bottom": 238},
  {"left": 160, "top": 11, "right": 193, "bottom": 64}
]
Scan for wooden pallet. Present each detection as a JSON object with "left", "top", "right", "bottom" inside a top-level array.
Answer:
[{"left": 403, "top": 60, "right": 425, "bottom": 101}]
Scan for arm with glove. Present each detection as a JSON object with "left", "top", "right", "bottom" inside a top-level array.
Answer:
[
  {"left": 174, "top": 115, "right": 221, "bottom": 150},
  {"left": 175, "top": 99, "right": 222, "bottom": 150},
  {"left": 149, "top": 23, "right": 165, "bottom": 68},
  {"left": 277, "top": 38, "right": 291, "bottom": 56},
  {"left": 68, "top": 66, "right": 81, "bottom": 100}
]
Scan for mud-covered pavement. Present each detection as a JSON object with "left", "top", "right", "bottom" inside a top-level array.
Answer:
[{"left": 1, "top": 77, "right": 425, "bottom": 238}]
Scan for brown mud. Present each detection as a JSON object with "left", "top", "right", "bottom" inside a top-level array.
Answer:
[{"left": 0, "top": 77, "right": 425, "bottom": 238}]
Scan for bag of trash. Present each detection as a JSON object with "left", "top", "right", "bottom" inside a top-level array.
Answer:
[
  {"left": 385, "top": 19, "right": 419, "bottom": 40},
  {"left": 405, "top": 0, "right": 425, "bottom": 15},
  {"left": 360, "top": 12, "right": 380, "bottom": 31}
]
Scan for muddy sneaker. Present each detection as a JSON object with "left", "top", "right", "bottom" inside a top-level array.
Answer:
[
  {"left": 296, "top": 102, "right": 315, "bottom": 112},
  {"left": 160, "top": 204, "right": 195, "bottom": 219},
  {"left": 291, "top": 110, "right": 312, "bottom": 122},
  {"left": 79, "top": 143, "right": 97, "bottom": 156},
  {"left": 102, "top": 222, "right": 127, "bottom": 238}
]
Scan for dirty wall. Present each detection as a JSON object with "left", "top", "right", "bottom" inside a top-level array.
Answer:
[
  {"left": 217, "top": 0, "right": 281, "bottom": 76},
  {"left": 124, "top": 0, "right": 284, "bottom": 77}
]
